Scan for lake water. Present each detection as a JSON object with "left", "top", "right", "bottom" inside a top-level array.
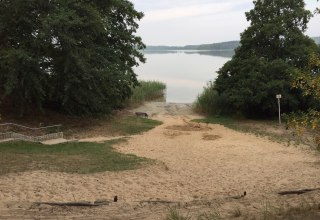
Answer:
[{"left": 134, "top": 50, "right": 232, "bottom": 103}]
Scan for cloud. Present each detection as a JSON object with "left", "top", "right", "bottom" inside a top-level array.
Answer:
[
  {"left": 140, "top": 0, "right": 250, "bottom": 23},
  {"left": 131, "top": 0, "right": 320, "bottom": 45},
  {"left": 142, "top": 4, "right": 228, "bottom": 22}
]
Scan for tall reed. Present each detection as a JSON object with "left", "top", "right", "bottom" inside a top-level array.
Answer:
[{"left": 129, "top": 80, "right": 166, "bottom": 106}]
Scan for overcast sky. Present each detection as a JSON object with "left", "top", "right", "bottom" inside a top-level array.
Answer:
[{"left": 130, "top": 0, "right": 320, "bottom": 46}]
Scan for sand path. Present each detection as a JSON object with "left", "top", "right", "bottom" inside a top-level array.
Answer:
[{"left": 0, "top": 102, "right": 319, "bottom": 219}]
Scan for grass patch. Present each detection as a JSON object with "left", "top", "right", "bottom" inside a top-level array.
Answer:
[
  {"left": 0, "top": 139, "right": 150, "bottom": 176},
  {"left": 62, "top": 116, "right": 163, "bottom": 139},
  {"left": 108, "top": 116, "right": 163, "bottom": 135},
  {"left": 129, "top": 80, "right": 166, "bottom": 106}
]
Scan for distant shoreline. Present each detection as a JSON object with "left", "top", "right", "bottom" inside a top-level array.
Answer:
[
  {"left": 142, "top": 49, "right": 235, "bottom": 58},
  {"left": 144, "top": 49, "right": 235, "bottom": 52},
  {"left": 146, "top": 36, "right": 319, "bottom": 51}
]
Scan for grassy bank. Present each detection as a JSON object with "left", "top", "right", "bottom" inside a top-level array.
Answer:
[
  {"left": 194, "top": 116, "right": 318, "bottom": 148},
  {"left": 109, "top": 116, "right": 163, "bottom": 135},
  {"left": 0, "top": 116, "right": 163, "bottom": 175},
  {"left": 63, "top": 116, "right": 163, "bottom": 139},
  {"left": 129, "top": 80, "right": 166, "bottom": 107},
  {"left": 0, "top": 139, "right": 150, "bottom": 175},
  {"left": 192, "top": 116, "right": 304, "bottom": 146}
]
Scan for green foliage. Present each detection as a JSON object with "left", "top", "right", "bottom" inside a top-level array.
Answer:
[
  {"left": 0, "top": 1, "right": 49, "bottom": 114},
  {"left": 285, "top": 54, "right": 320, "bottom": 149},
  {"left": 0, "top": 140, "right": 150, "bottom": 175},
  {"left": 129, "top": 81, "right": 166, "bottom": 106},
  {"left": 194, "top": 82, "right": 230, "bottom": 116},
  {"left": 0, "top": 0, "right": 145, "bottom": 116},
  {"left": 214, "top": 0, "right": 320, "bottom": 117},
  {"left": 283, "top": 2, "right": 320, "bottom": 150},
  {"left": 292, "top": 53, "right": 320, "bottom": 97}
]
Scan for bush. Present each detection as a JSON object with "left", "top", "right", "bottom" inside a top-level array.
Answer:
[{"left": 194, "top": 82, "right": 231, "bottom": 116}]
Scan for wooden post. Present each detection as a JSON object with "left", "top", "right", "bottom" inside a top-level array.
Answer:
[{"left": 276, "top": 94, "right": 282, "bottom": 125}]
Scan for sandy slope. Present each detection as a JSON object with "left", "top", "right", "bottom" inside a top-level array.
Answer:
[{"left": 0, "top": 102, "right": 319, "bottom": 219}]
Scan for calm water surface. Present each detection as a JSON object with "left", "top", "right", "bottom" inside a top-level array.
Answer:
[{"left": 135, "top": 51, "right": 232, "bottom": 103}]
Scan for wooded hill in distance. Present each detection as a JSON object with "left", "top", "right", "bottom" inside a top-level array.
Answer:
[{"left": 146, "top": 37, "right": 320, "bottom": 51}]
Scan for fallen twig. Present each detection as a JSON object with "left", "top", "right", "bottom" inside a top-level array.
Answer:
[
  {"left": 138, "top": 200, "right": 177, "bottom": 204},
  {"left": 34, "top": 200, "right": 110, "bottom": 207},
  {"left": 278, "top": 188, "right": 320, "bottom": 195}
]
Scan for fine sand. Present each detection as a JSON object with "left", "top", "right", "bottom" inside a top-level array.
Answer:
[{"left": 0, "top": 102, "right": 319, "bottom": 219}]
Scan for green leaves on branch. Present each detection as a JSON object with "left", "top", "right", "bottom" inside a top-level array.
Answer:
[
  {"left": 0, "top": 0, "right": 145, "bottom": 115},
  {"left": 284, "top": 109, "right": 320, "bottom": 150},
  {"left": 286, "top": 55, "right": 320, "bottom": 149},
  {"left": 283, "top": 0, "right": 319, "bottom": 147},
  {"left": 214, "top": 0, "right": 320, "bottom": 117},
  {"left": 292, "top": 54, "right": 320, "bottom": 98}
]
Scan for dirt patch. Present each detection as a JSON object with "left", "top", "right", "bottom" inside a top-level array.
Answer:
[
  {"left": 202, "top": 134, "right": 222, "bottom": 141},
  {"left": 163, "top": 130, "right": 190, "bottom": 139},
  {"left": 166, "top": 123, "right": 211, "bottom": 132}
]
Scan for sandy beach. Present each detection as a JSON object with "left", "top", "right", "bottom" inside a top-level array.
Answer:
[{"left": 0, "top": 102, "right": 319, "bottom": 219}]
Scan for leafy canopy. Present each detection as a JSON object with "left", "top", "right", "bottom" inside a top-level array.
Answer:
[
  {"left": 214, "top": 0, "right": 319, "bottom": 117},
  {"left": 0, "top": 0, "right": 145, "bottom": 115}
]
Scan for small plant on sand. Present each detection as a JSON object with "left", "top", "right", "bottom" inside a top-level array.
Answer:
[
  {"left": 197, "top": 210, "right": 222, "bottom": 220},
  {"left": 165, "top": 207, "right": 192, "bottom": 220},
  {"left": 261, "top": 200, "right": 276, "bottom": 220},
  {"left": 231, "top": 207, "right": 242, "bottom": 218}
]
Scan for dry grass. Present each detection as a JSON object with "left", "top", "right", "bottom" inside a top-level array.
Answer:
[
  {"left": 0, "top": 109, "right": 162, "bottom": 139},
  {"left": 164, "top": 200, "right": 320, "bottom": 220}
]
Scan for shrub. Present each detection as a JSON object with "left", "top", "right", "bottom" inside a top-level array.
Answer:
[{"left": 194, "top": 82, "right": 231, "bottom": 116}]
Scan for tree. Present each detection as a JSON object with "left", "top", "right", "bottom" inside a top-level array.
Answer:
[
  {"left": 0, "top": 0, "right": 145, "bottom": 115},
  {"left": 0, "top": 1, "right": 50, "bottom": 114},
  {"left": 214, "top": 0, "right": 319, "bottom": 117}
]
